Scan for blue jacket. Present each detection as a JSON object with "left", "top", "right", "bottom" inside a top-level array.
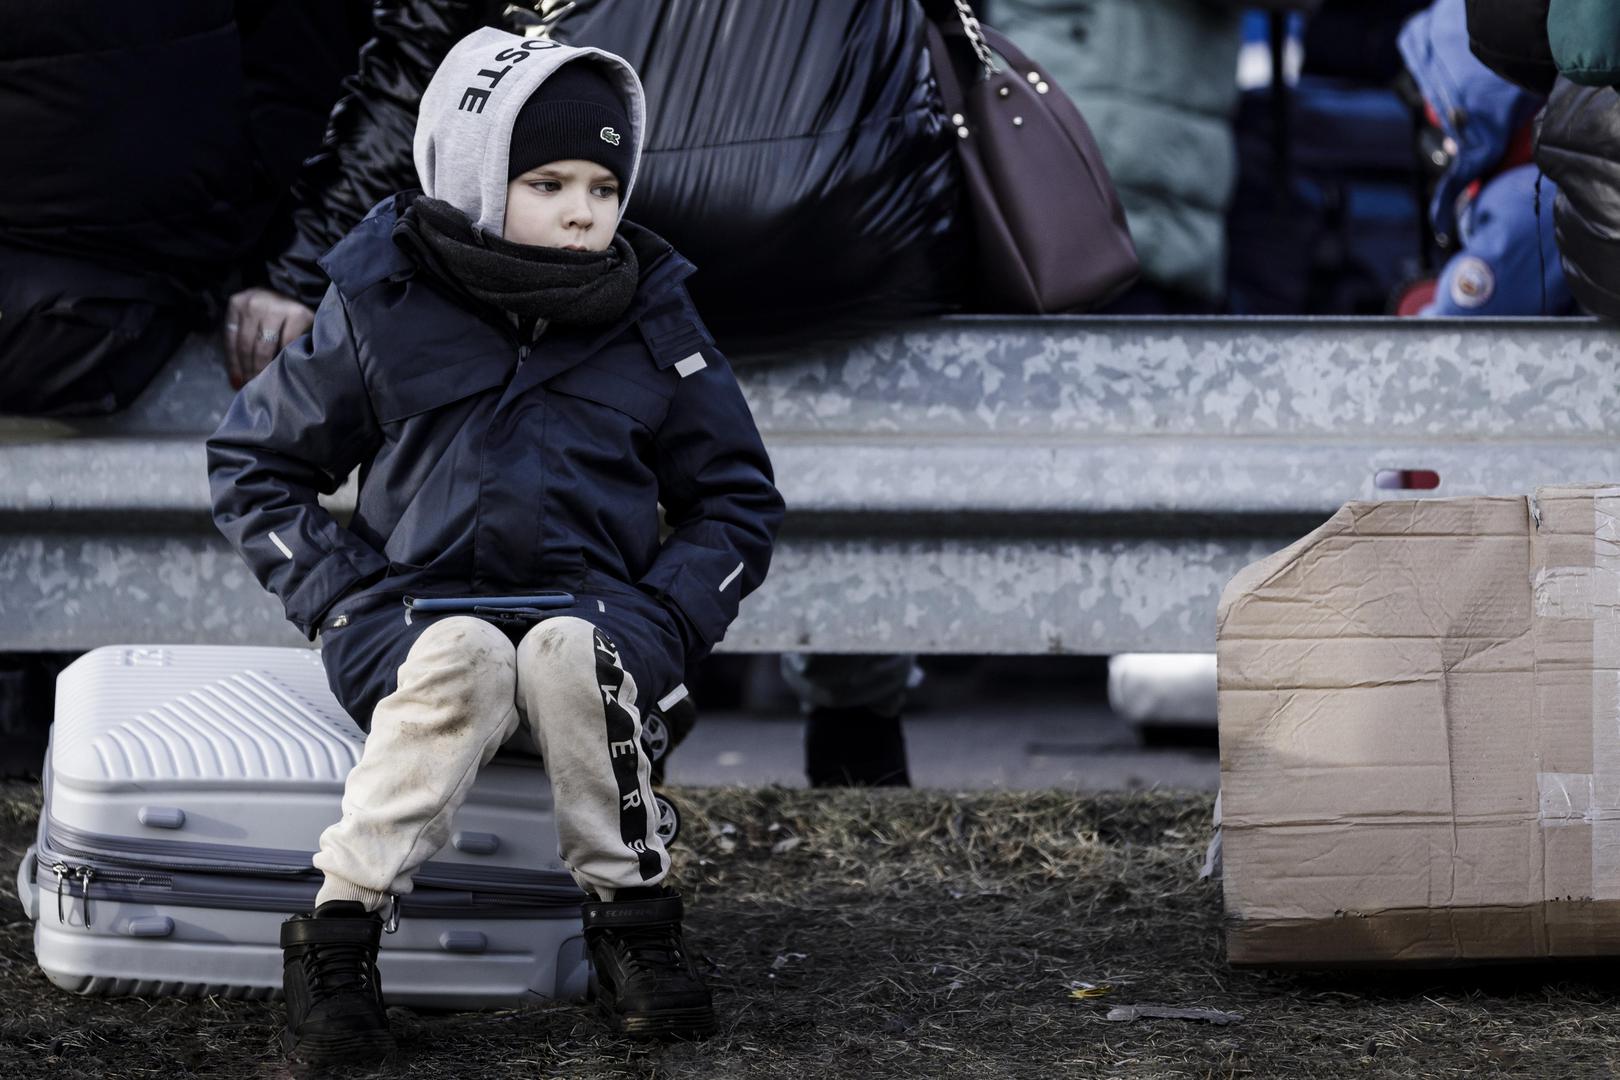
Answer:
[
  {"left": 1422, "top": 163, "right": 1574, "bottom": 315},
  {"left": 1399, "top": 0, "right": 1544, "bottom": 241},
  {"left": 207, "top": 194, "right": 783, "bottom": 672}
]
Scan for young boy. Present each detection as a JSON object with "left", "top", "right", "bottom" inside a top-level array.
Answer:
[{"left": 207, "top": 29, "right": 783, "bottom": 1063}]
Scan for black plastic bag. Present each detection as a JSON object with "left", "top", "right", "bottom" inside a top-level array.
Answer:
[{"left": 556, "top": 0, "right": 969, "bottom": 345}]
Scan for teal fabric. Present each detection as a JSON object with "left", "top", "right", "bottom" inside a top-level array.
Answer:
[
  {"left": 1548, "top": 0, "right": 1620, "bottom": 87},
  {"left": 994, "top": 0, "right": 1243, "bottom": 301}
]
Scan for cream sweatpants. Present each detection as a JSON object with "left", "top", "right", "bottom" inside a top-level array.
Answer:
[{"left": 312, "top": 615, "right": 669, "bottom": 908}]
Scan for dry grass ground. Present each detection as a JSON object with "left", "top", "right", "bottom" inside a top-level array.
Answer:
[{"left": 3, "top": 780, "right": 1619, "bottom": 1079}]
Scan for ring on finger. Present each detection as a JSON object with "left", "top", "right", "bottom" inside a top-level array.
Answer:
[
  {"left": 259, "top": 327, "right": 281, "bottom": 343},
  {"left": 225, "top": 323, "right": 240, "bottom": 332}
]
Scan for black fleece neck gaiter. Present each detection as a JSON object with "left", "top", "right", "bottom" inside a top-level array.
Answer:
[{"left": 398, "top": 196, "right": 639, "bottom": 329}]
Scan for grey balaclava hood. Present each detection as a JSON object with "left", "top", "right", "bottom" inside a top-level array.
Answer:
[{"left": 413, "top": 28, "right": 646, "bottom": 237}]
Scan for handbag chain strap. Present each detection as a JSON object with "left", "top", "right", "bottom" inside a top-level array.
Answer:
[{"left": 950, "top": 0, "right": 1000, "bottom": 77}]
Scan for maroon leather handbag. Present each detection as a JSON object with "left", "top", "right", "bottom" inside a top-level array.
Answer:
[{"left": 925, "top": 2, "right": 1139, "bottom": 313}]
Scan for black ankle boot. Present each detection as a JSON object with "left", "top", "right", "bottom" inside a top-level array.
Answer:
[
  {"left": 583, "top": 887, "right": 715, "bottom": 1040},
  {"left": 279, "top": 900, "right": 395, "bottom": 1064},
  {"left": 805, "top": 705, "right": 912, "bottom": 787}
]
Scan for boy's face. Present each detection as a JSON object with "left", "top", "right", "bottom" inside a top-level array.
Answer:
[{"left": 503, "top": 160, "right": 621, "bottom": 251}]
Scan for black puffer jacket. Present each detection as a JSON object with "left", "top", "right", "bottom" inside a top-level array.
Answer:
[
  {"left": 0, "top": 0, "right": 409, "bottom": 295},
  {"left": 558, "top": 0, "right": 970, "bottom": 339},
  {"left": 0, "top": 0, "right": 502, "bottom": 307},
  {"left": 265, "top": 0, "right": 506, "bottom": 310},
  {"left": 0, "top": 1, "right": 257, "bottom": 287},
  {"left": 1465, "top": 0, "right": 1557, "bottom": 93},
  {"left": 1536, "top": 77, "right": 1620, "bottom": 319}
]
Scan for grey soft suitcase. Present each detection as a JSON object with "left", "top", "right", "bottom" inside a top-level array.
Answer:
[{"left": 18, "top": 645, "right": 594, "bottom": 1009}]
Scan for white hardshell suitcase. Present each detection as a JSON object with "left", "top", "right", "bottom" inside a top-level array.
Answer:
[{"left": 19, "top": 645, "right": 591, "bottom": 1009}]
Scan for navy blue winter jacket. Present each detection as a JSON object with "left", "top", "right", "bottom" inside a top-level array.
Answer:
[{"left": 207, "top": 193, "right": 783, "bottom": 664}]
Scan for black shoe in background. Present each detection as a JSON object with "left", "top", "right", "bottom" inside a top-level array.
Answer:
[
  {"left": 583, "top": 886, "right": 715, "bottom": 1040},
  {"left": 804, "top": 705, "right": 912, "bottom": 787},
  {"left": 279, "top": 900, "right": 395, "bottom": 1065},
  {"left": 0, "top": 652, "right": 75, "bottom": 779}
]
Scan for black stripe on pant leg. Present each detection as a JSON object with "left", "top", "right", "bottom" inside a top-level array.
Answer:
[{"left": 593, "top": 628, "right": 663, "bottom": 881}]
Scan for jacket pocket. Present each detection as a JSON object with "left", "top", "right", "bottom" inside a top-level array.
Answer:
[
  {"left": 372, "top": 355, "right": 508, "bottom": 423},
  {"left": 545, "top": 363, "right": 672, "bottom": 431}
]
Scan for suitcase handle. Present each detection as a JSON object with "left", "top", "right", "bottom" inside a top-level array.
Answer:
[
  {"left": 127, "top": 916, "right": 175, "bottom": 938},
  {"left": 17, "top": 846, "right": 39, "bottom": 923},
  {"left": 452, "top": 831, "right": 501, "bottom": 856},
  {"left": 440, "top": 930, "right": 488, "bottom": 954},
  {"left": 138, "top": 806, "right": 187, "bottom": 830}
]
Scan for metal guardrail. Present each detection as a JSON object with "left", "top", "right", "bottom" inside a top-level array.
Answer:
[{"left": 3, "top": 316, "right": 1617, "bottom": 654}]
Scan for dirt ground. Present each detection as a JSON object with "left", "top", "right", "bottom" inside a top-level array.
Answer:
[{"left": 3, "top": 781, "right": 1619, "bottom": 1079}]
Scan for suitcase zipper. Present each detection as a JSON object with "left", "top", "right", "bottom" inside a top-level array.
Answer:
[
  {"left": 38, "top": 848, "right": 307, "bottom": 928},
  {"left": 47, "top": 814, "right": 580, "bottom": 896},
  {"left": 31, "top": 846, "right": 582, "bottom": 927},
  {"left": 38, "top": 770, "right": 318, "bottom": 880},
  {"left": 45, "top": 818, "right": 316, "bottom": 879},
  {"left": 47, "top": 840, "right": 313, "bottom": 879},
  {"left": 49, "top": 860, "right": 173, "bottom": 928},
  {"left": 36, "top": 795, "right": 582, "bottom": 925}
]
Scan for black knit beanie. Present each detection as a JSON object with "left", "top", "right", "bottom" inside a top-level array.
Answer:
[{"left": 507, "top": 59, "right": 633, "bottom": 183}]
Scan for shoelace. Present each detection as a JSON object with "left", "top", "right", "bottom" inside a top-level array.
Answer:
[
  {"left": 307, "top": 939, "right": 376, "bottom": 999},
  {"left": 611, "top": 925, "right": 687, "bottom": 980}
]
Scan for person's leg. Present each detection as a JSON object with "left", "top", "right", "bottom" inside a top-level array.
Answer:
[
  {"left": 283, "top": 616, "right": 519, "bottom": 1065},
  {"left": 513, "top": 616, "right": 666, "bottom": 896},
  {"left": 515, "top": 616, "right": 712, "bottom": 1039},
  {"left": 781, "top": 652, "right": 916, "bottom": 787},
  {"left": 312, "top": 616, "right": 521, "bottom": 906}
]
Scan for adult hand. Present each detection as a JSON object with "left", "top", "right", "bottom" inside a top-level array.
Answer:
[{"left": 223, "top": 287, "right": 316, "bottom": 388}]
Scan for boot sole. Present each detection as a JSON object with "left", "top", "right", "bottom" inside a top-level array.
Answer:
[
  {"left": 282, "top": 1025, "right": 396, "bottom": 1065},
  {"left": 600, "top": 1001, "right": 717, "bottom": 1041}
]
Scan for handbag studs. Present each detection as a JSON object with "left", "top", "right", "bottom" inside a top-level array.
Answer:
[{"left": 927, "top": 2, "right": 1141, "bottom": 311}]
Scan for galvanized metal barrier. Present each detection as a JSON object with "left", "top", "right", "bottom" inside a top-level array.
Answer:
[{"left": 3, "top": 316, "right": 1616, "bottom": 654}]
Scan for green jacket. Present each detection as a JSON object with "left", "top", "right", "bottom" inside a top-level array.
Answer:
[
  {"left": 1548, "top": 0, "right": 1620, "bottom": 87},
  {"left": 994, "top": 0, "right": 1243, "bottom": 301}
]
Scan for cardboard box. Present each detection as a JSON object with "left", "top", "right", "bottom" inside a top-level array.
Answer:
[{"left": 1218, "top": 484, "right": 1620, "bottom": 965}]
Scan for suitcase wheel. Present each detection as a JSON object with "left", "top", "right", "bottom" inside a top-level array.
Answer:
[
  {"left": 653, "top": 793, "right": 680, "bottom": 847},
  {"left": 641, "top": 712, "right": 670, "bottom": 763}
]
